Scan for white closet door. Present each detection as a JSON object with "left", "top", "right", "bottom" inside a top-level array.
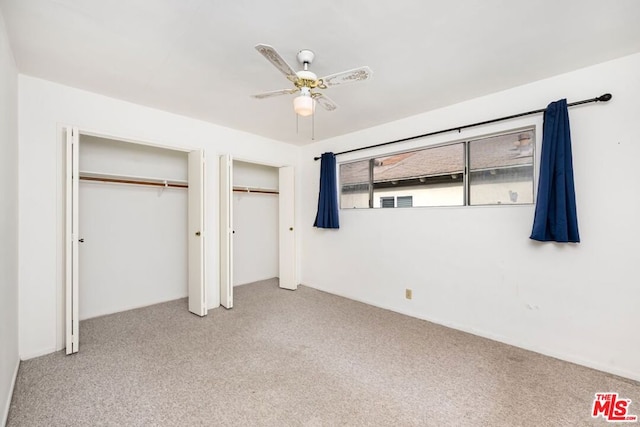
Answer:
[
  {"left": 65, "top": 126, "right": 80, "bottom": 354},
  {"left": 219, "top": 154, "right": 233, "bottom": 308},
  {"left": 279, "top": 166, "right": 297, "bottom": 290},
  {"left": 188, "top": 150, "right": 207, "bottom": 316}
]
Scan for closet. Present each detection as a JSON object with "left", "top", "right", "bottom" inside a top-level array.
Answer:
[
  {"left": 64, "top": 127, "right": 205, "bottom": 354},
  {"left": 78, "top": 135, "right": 189, "bottom": 319},
  {"left": 232, "top": 160, "right": 279, "bottom": 286},
  {"left": 219, "top": 156, "right": 296, "bottom": 309}
]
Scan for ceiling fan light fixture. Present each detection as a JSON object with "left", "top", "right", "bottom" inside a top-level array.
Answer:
[
  {"left": 293, "top": 94, "right": 315, "bottom": 117},
  {"left": 253, "top": 44, "right": 372, "bottom": 124}
]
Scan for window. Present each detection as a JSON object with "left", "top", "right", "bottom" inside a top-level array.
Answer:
[
  {"left": 372, "top": 144, "right": 464, "bottom": 208},
  {"left": 397, "top": 196, "right": 413, "bottom": 208},
  {"left": 380, "top": 197, "right": 395, "bottom": 208},
  {"left": 379, "top": 196, "right": 413, "bottom": 208},
  {"left": 339, "top": 159, "right": 370, "bottom": 209},
  {"left": 339, "top": 128, "right": 534, "bottom": 208},
  {"left": 468, "top": 131, "right": 534, "bottom": 205}
]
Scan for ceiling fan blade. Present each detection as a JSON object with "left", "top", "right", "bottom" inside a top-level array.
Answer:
[
  {"left": 319, "top": 66, "right": 373, "bottom": 88},
  {"left": 251, "top": 88, "right": 299, "bottom": 99},
  {"left": 255, "top": 44, "right": 298, "bottom": 81},
  {"left": 314, "top": 93, "right": 338, "bottom": 111}
]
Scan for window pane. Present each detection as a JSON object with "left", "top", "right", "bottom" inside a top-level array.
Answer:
[
  {"left": 469, "top": 130, "right": 534, "bottom": 170},
  {"left": 397, "top": 196, "right": 413, "bottom": 208},
  {"left": 372, "top": 143, "right": 464, "bottom": 207},
  {"left": 380, "top": 197, "right": 395, "bottom": 208},
  {"left": 340, "top": 159, "right": 370, "bottom": 208},
  {"left": 469, "top": 130, "right": 534, "bottom": 205}
]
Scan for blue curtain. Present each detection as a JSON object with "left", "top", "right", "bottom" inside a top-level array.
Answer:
[
  {"left": 313, "top": 152, "right": 340, "bottom": 229},
  {"left": 530, "top": 99, "right": 580, "bottom": 243}
]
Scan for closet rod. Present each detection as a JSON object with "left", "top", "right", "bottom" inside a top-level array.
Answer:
[
  {"left": 79, "top": 175, "right": 188, "bottom": 189},
  {"left": 233, "top": 186, "right": 279, "bottom": 195},
  {"left": 313, "top": 93, "right": 612, "bottom": 160}
]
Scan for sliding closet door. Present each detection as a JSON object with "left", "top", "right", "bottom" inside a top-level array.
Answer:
[
  {"left": 219, "top": 154, "right": 233, "bottom": 308},
  {"left": 65, "top": 126, "right": 80, "bottom": 354},
  {"left": 279, "top": 166, "right": 297, "bottom": 290},
  {"left": 188, "top": 150, "right": 207, "bottom": 316}
]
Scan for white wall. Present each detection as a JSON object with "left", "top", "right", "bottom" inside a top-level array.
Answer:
[
  {"left": 80, "top": 135, "right": 188, "bottom": 180},
  {"left": 300, "top": 53, "right": 640, "bottom": 381},
  {"left": 233, "top": 161, "right": 279, "bottom": 286},
  {"left": 0, "top": 8, "right": 19, "bottom": 425},
  {"left": 18, "top": 76, "right": 299, "bottom": 359},
  {"left": 78, "top": 135, "right": 189, "bottom": 320},
  {"left": 233, "top": 160, "right": 279, "bottom": 191}
]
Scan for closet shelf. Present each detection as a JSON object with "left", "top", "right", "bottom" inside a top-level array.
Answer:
[{"left": 79, "top": 171, "right": 188, "bottom": 189}]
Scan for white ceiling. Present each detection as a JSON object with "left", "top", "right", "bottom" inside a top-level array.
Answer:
[{"left": 1, "top": 0, "right": 640, "bottom": 145}]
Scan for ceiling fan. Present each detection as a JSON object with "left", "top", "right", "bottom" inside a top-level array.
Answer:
[{"left": 252, "top": 44, "right": 373, "bottom": 117}]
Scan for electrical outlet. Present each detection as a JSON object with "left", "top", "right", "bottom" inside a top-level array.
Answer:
[{"left": 405, "top": 288, "right": 412, "bottom": 300}]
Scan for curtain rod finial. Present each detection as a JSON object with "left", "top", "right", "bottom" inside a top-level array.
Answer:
[
  {"left": 314, "top": 156, "right": 321, "bottom": 161},
  {"left": 598, "top": 93, "right": 612, "bottom": 102}
]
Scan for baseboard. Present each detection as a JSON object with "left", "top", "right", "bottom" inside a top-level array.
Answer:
[
  {"left": 418, "top": 314, "right": 640, "bottom": 383},
  {"left": 2, "top": 359, "right": 19, "bottom": 427},
  {"left": 81, "top": 294, "right": 189, "bottom": 322},
  {"left": 302, "top": 283, "right": 640, "bottom": 383},
  {"left": 20, "top": 346, "right": 58, "bottom": 361}
]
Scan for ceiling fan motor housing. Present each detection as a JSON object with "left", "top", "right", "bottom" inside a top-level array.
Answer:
[
  {"left": 296, "top": 69, "right": 318, "bottom": 82},
  {"left": 297, "top": 49, "right": 315, "bottom": 66}
]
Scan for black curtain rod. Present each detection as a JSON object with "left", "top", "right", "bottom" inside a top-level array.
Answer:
[{"left": 313, "top": 93, "right": 612, "bottom": 161}]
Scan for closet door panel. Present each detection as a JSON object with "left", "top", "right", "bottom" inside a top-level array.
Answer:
[
  {"left": 219, "top": 154, "right": 233, "bottom": 308},
  {"left": 188, "top": 150, "right": 207, "bottom": 316},
  {"left": 279, "top": 166, "right": 296, "bottom": 290},
  {"left": 65, "top": 126, "right": 80, "bottom": 354}
]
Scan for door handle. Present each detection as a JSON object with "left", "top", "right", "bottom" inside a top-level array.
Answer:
[
  {"left": 289, "top": 227, "right": 293, "bottom": 231},
  {"left": 78, "top": 238, "right": 85, "bottom": 243},
  {"left": 195, "top": 231, "right": 201, "bottom": 236}
]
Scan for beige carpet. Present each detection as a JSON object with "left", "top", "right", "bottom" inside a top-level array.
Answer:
[{"left": 7, "top": 279, "right": 639, "bottom": 426}]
